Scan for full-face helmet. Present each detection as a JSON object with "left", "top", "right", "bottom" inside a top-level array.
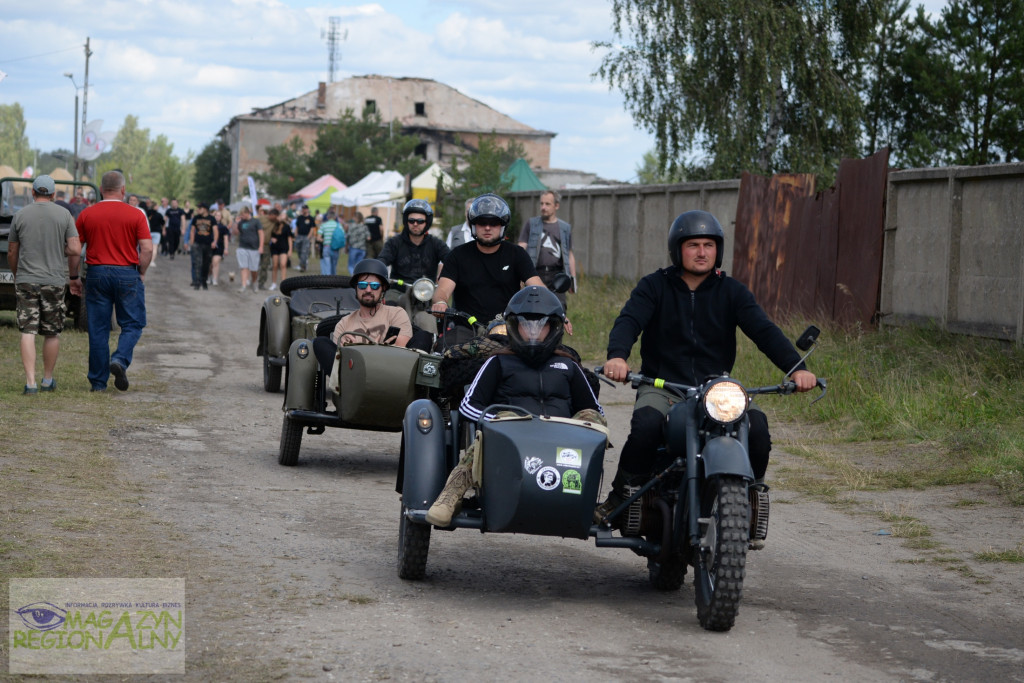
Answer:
[
  {"left": 668, "top": 210, "right": 725, "bottom": 269},
  {"left": 503, "top": 286, "right": 565, "bottom": 366},
  {"left": 402, "top": 199, "right": 434, "bottom": 231},
  {"left": 467, "top": 193, "right": 511, "bottom": 240}
]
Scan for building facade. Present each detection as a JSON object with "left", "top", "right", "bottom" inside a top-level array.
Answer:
[{"left": 220, "top": 75, "right": 555, "bottom": 200}]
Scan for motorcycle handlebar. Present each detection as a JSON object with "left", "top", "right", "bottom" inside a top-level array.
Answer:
[{"left": 595, "top": 367, "right": 828, "bottom": 403}]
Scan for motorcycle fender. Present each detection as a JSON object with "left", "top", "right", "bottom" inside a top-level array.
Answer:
[
  {"left": 400, "top": 399, "right": 448, "bottom": 509},
  {"left": 701, "top": 436, "right": 755, "bottom": 481},
  {"left": 262, "top": 295, "right": 292, "bottom": 357},
  {"left": 284, "top": 339, "right": 317, "bottom": 411}
]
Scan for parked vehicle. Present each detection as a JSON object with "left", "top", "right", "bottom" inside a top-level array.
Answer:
[
  {"left": 397, "top": 325, "right": 826, "bottom": 632},
  {"left": 0, "top": 176, "right": 97, "bottom": 331}
]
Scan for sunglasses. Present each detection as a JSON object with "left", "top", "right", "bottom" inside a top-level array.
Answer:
[
  {"left": 356, "top": 281, "right": 382, "bottom": 290},
  {"left": 407, "top": 218, "right": 427, "bottom": 225}
]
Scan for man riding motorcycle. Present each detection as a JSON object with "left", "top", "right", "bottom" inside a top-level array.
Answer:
[
  {"left": 595, "top": 210, "right": 817, "bottom": 539},
  {"left": 378, "top": 199, "right": 449, "bottom": 284}
]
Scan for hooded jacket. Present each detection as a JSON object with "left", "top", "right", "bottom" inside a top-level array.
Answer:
[{"left": 607, "top": 267, "right": 804, "bottom": 386}]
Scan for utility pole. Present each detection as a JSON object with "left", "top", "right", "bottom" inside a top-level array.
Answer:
[{"left": 82, "top": 37, "right": 92, "bottom": 178}]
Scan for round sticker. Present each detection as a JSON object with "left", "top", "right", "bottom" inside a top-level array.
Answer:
[{"left": 536, "top": 466, "right": 561, "bottom": 491}]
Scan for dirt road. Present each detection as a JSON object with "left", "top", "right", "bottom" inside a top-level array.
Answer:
[{"left": 108, "top": 257, "right": 1024, "bottom": 681}]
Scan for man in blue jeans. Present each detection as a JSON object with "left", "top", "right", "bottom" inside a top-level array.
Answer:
[{"left": 74, "top": 171, "right": 153, "bottom": 391}]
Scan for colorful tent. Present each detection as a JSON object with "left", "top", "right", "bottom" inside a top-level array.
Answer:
[
  {"left": 288, "top": 174, "right": 347, "bottom": 200},
  {"left": 410, "top": 163, "right": 453, "bottom": 204},
  {"left": 330, "top": 171, "right": 405, "bottom": 208},
  {"left": 501, "top": 158, "right": 547, "bottom": 192},
  {"left": 305, "top": 186, "right": 340, "bottom": 215}
]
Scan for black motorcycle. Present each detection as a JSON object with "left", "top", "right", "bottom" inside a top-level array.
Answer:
[{"left": 399, "top": 326, "right": 824, "bottom": 632}]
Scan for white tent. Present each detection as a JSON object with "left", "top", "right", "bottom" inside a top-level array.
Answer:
[{"left": 330, "top": 170, "right": 405, "bottom": 207}]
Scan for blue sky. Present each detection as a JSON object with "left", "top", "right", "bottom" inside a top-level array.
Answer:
[{"left": 0, "top": 1, "right": 948, "bottom": 186}]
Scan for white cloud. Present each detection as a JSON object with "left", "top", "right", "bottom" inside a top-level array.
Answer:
[{"left": 0, "top": 0, "right": 654, "bottom": 181}]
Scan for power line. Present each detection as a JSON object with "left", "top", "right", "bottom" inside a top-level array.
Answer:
[{"left": 0, "top": 45, "right": 80, "bottom": 65}]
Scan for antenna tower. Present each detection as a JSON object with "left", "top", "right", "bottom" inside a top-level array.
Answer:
[{"left": 321, "top": 17, "right": 347, "bottom": 83}]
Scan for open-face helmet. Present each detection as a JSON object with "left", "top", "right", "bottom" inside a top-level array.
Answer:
[
  {"left": 402, "top": 199, "right": 434, "bottom": 231},
  {"left": 350, "top": 258, "right": 390, "bottom": 292},
  {"left": 668, "top": 210, "right": 725, "bottom": 269},
  {"left": 503, "top": 286, "right": 565, "bottom": 366},
  {"left": 467, "top": 193, "right": 511, "bottom": 240}
]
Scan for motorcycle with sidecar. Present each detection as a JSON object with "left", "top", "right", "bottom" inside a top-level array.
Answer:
[{"left": 397, "top": 325, "right": 826, "bottom": 632}]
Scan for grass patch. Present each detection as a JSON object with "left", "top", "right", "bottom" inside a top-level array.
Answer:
[{"left": 974, "top": 546, "right": 1024, "bottom": 563}]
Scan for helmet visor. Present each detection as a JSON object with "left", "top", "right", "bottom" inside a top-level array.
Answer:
[{"left": 516, "top": 317, "right": 550, "bottom": 343}]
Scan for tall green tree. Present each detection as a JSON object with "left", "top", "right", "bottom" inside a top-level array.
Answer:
[
  {"left": 635, "top": 148, "right": 687, "bottom": 184},
  {"left": 595, "top": 1, "right": 869, "bottom": 181},
  {"left": 893, "top": 0, "right": 1024, "bottom": 166},
  {"left": 97, "top": 115, "right": 150, "bottom": 185},
  {"left": 0, "top": 103, "right": 31, "bottom": 172},
  {"left": 192, "top": 138, "right": 231, "bottom": 205},
  {"left": 859, "top": 0, "right": 914, "bottom": 156},
  {"left": 93, "top": 116, "right": 193, "bottom": 200}
]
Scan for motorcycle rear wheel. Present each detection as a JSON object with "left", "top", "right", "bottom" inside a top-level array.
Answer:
[
  {"left": 693, "top": 476, "right": 750, "bottom": 631},
  {"left": 397, "top": 503, "right": 431, "bottom": 580}
]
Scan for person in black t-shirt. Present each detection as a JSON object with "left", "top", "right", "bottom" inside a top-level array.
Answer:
[
  {"left": 431, "top": 194, "right": 543, "bottom": 324},
  {"left": 293, "top": 204, "right": 315, "bottom": 271},
  {"left": 186, "top": 204, "right": 216, "bottom": 289},
  {"left": 365, "top": 206, "right": 384, "bottom": 258},
  {"left": 164, "top": 199, "right": 186, "bottom": 258}
]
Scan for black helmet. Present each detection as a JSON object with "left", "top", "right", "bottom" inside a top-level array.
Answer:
[
  {"left": 402, "top": 199, "right": 434, "bottom": 231},
  {"left": 350, "top": 258, "right": 390, "bottom": 291},
  {"left": 668, "top": 210, "right": 725, "bottom": 269},
  {"left": 467, "top": 193, "right": 511, "bottom": 239},
  {"left": 503, "top": 286, "right": 565, "bottom": 366}
]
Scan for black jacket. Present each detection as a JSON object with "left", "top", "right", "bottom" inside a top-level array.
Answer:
[
  {"left": 460, "top": 353, "right": 603, "bottom": 422},
  {"left": 378, "top": 230, "right": 449, "bottom": 282},
  {"left": 607, "top": 267, "right": 804, "bottom": 386}
]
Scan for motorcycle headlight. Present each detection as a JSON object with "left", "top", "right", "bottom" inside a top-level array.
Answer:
[
  {"left": 412, "top": 278, "right": 435, "bottom": 302},
  {"left": 702, "top": 380, "right": 749, "bottom": 424}
]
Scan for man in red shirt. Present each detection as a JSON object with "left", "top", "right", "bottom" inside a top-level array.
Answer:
[{"left": 75, "top": 171, "right": 153, "bottom": 392}]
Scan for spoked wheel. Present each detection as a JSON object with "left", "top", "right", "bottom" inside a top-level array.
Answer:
[
  {"left": 263, "top": 328, "right": 282, "bottom": 393},
  {"left": 693, "top": 476, "right": 750, "bottom": 631},
  {"left": 278, "top": 414, "right": 302, "bottom": 466},
  {"left": 397, "top": 503, "right": 431, "bottom": 580}
]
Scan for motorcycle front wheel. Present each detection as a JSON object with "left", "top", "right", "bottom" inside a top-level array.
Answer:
[{"left": 693, "top": 475, "right": 750, "bottom": 631}]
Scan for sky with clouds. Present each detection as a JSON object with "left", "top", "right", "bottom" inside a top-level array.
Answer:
[{"left": 1, "top": 1, "right": 948, "bottom": 185}]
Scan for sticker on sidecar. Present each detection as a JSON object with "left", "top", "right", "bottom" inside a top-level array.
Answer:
[
  {"left": 524, "top": 457, "right": 543, "bottom": 474},
  {"left": 555, "top": 447, "right": 582, "bottom": 468},
  {"left": 561, "top": 469, "right": 582, "bottom": 495},
  {"left": 536, "top": 466, "right": 560, "bottom": 491}
]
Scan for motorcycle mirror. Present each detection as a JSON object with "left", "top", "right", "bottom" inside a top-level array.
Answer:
[{"left": 795, "top": 325, "right": 820, "bottom": 351}]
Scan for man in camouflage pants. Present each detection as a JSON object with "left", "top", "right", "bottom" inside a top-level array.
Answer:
[{"left": 9, "top": 175, "right": 82, "bottom": 393}]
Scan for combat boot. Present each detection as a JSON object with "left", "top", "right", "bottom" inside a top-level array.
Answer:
[
  {"left": 593, "top": 470, "right": 641, "bottom": 525},
  {"left": 425, "top": 455, "right": 475, "bottom": 527}
]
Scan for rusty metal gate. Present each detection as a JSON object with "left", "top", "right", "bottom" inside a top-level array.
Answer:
[{"left": 732, "top": 149, "right": 890, "bottom": 327}]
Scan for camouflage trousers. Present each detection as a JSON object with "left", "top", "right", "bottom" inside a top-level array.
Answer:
[
  {"left": 257, "top": 249, "right": 272, "bottom": 288},
  {"left": 16, "top": 283, "right": 66, "bottom": 335}
]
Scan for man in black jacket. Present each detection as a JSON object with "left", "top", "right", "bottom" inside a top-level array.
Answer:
[{"left": 596, "top": 210, "right": 817, "bottom": 526}]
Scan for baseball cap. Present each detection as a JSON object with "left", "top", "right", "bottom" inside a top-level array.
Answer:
[{"left": 33, "top": 175, "right": 55, "bottom": 196}]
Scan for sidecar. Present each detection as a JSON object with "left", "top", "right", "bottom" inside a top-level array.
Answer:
[
  {"left": 258, "top": 274, "right": 356, "bottom": 393},
  {"left": 397, "top": 402, "right": 610, "bottom": 579},
  {"left": 278, "top": 331, "right": 443, "bottom": 467}
]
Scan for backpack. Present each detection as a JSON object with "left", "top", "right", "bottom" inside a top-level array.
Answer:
[{"left": 330, "top": 224, "right": 346, "bottom": 250}]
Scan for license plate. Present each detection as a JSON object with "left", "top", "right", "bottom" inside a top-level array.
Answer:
[{"left": 0, "top": 271, "right": 14, "bottom": 283}]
